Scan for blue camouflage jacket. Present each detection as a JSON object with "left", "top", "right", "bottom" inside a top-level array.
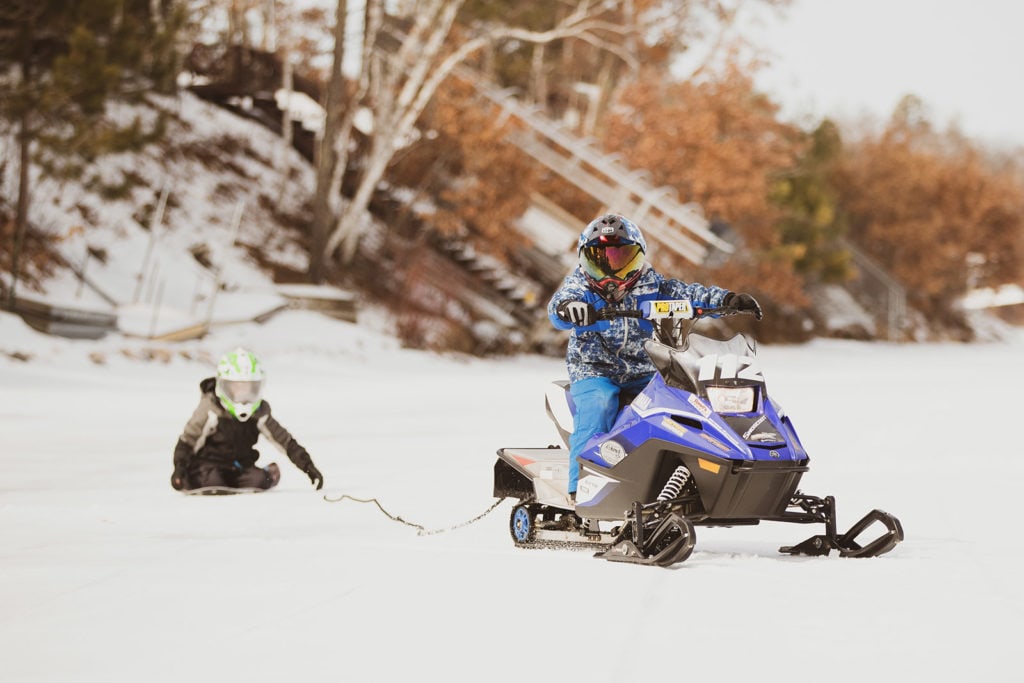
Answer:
[{"left": 547, "top": 266, "right": 729, "bottom": 384}]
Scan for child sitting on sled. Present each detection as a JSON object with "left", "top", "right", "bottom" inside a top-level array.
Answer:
[{"left": 170, "top": 347, "right": 324, "bottom": 492}]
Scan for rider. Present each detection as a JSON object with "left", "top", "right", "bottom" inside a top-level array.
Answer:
[
  {"left": 548, "top": 214, "right": 762, "bottom": 500},
  {"left": 171, "top": 347, "right": 324, "bottom": 492}
]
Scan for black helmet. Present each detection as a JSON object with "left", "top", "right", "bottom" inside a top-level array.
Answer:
[{"left": 577, "top": 214, "right": 647, "bottom": 302}]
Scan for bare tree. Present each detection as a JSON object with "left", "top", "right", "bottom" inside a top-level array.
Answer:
[
  {"left": 308, "top": 0, "right": 351, "bottom": 284},
  {"left": 307, "top": 0, "right": 636, "bottom": 277},
  {"left": 4, "top": 5, "right": 36, "bottom": 308},
  {"left": 306, "top": 0, "right": 788, "bottom": 278}
]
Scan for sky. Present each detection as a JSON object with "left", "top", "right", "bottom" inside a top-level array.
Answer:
[
  {"left": 736, "top": 0, "right": 1024, "bottom": 148},
  {"left": 2, "top": 303, "right": 1023, "bottom": 682}
]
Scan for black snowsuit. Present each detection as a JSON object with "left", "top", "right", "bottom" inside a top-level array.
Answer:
[{"left": 172, "top": 377, "right": 317, "bottom": 490}]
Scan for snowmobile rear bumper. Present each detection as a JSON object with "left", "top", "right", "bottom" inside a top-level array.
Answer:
[{"left": 494, "top": 447, "right": 574, "bottom": 508}]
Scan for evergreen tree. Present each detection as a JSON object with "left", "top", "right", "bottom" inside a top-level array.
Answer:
[
  {"left": 770, "top": 119, "right": 853, "bottom": 283},
  {"left": 0, "top": 1, "right": 187, "bottom": 305}
]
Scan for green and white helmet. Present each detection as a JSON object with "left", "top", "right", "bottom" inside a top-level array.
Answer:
[{"left": 215, "top": 347, "right": 264, "bottom": 421}]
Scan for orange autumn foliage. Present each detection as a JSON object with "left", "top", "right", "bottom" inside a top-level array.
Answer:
[
  {"left": 602, "top": 63, "right": 808, "bottom": 305},
  {"left": 833, "top": 109, "right": 1024, "bottom": 322}
]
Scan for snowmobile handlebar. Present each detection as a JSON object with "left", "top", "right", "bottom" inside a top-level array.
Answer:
[
  {"left": 596, "top": 308, "right": 644, "bottom": 320},
  {"left": 596, "top": 300, "right": 752, "bottom": 322}
]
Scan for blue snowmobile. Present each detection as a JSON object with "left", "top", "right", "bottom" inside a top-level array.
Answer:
[{"left": 493, "top": 300, "right": 903, "bottom": 567}]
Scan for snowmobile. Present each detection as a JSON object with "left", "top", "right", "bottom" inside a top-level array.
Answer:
[{"left": 493, "top": 300, "right": 904, "bottom": 567}]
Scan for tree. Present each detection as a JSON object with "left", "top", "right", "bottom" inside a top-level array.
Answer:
[
  {"left": 308, "top": 0, "right": 644, "bottom": 280},
  {"left": 602, "top": 59, "right": 807, "bottom": 304},
  {"left": 0, "top": 0, "right": 186, "bottom": 306},
  {"left": 388, "top": 76, "right": 542, "bottom": 251},
  {"left": 305, "top": 0, "right": 792, "bottom": 282},
  {"left": 770, "top": 119, "right": 853, "bottom": 283},
  {"left": 460, "top": 0, "right": 790, "bottom": 134},
  {"left": 832, "top": 96, "right": 1024, "bottom": 329},
  {"left": 308, "top": 0, "right": 352, "bottom": 283}
]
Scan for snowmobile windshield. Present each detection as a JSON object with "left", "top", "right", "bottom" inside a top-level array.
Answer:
[
  {"left": 218, "top": 379, "right": 263, "bottom": 404},
  {"left": 647, "top": 333, "right": 761, "bottom": 397},
  {"left": 684, "top": 333, "right": 756, "bottom": 361}
]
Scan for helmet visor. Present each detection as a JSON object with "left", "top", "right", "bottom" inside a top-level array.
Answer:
[
  {"left": 580, "top": 243, "right": 644, "bottom": 283},
  {"left": 219, "top": 379, "right": 263, "bottom": 404}
]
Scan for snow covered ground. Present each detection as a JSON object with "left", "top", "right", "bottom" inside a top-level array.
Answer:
[{"left": 2, "top": 307, "right": 1021, "bottom": 683}]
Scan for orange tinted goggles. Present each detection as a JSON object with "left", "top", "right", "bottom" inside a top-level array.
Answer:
[{"left": 581, "top": 243, "right": 644, "bottom": 282}]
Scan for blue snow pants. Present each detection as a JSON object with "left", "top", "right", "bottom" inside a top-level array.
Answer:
[{"left": 567, "top": 375, "right": 651, "bottom": 494}]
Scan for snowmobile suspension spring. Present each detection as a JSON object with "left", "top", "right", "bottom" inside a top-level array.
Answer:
[{"left": 657, "top": 465, "right": 691, "bottom": 501}]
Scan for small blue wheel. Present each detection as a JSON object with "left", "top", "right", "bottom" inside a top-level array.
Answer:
[{"left": 510, "top": 504, "right": 536, "bottom": 545}]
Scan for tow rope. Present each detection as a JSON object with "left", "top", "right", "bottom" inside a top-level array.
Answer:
[{"left": 323, "top": 493, "right": 507, "bottom": 536}]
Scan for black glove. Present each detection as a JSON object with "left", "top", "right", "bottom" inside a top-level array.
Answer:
[
  {"left": 723, "top": 292, "right": 763, "bottom": 320},
  {"left": 304, "top": 463, "right": 324, "bottom": 490},
  {"left": 171, "top": 465, "right": 188, "bottom": 491},
  {"left": 556, "top": 300, "right": 597, "bottom": 327}
]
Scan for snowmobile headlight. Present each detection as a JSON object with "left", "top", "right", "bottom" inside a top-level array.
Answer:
[{"left": 705, "top": 386, "right": 755, "bottom": 413}]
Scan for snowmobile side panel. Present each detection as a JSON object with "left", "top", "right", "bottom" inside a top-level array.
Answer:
[{"left": 544, "top": 381, "right": 573, "bottom": 447}]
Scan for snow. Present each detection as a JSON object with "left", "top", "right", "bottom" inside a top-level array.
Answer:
[
  {"left": 2, "top": 304, "right": 1022, "bottom": 682},
  {"left": 738, "top": 0, "right": 1024, "bottom": 150},
  {"left": 962, "top": 283, "right": 1024, "bottom": 310}
]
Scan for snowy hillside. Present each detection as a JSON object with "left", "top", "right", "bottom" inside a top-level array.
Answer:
[{"left": 1, "top": 92, "right": 328, "bottom": 340}]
